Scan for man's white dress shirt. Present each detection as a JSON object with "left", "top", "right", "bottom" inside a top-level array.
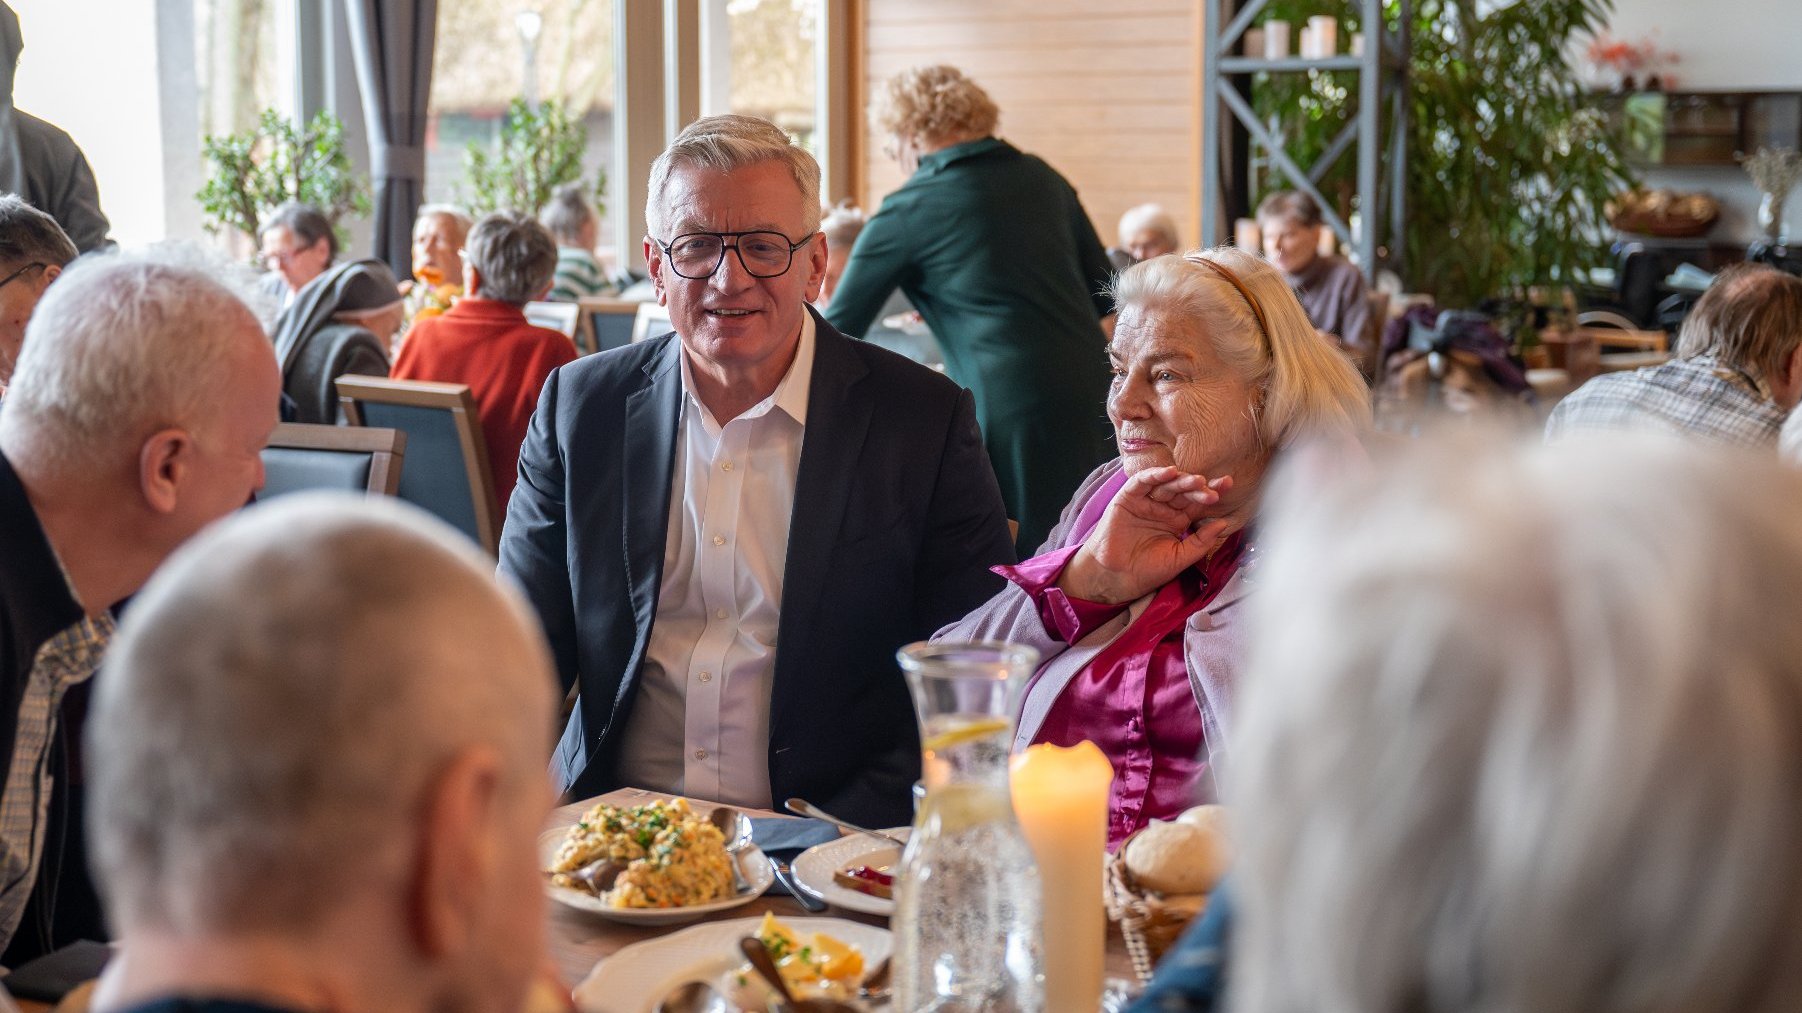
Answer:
[{"left": 616, "top": 314, "right": 815, "bottom": 808}]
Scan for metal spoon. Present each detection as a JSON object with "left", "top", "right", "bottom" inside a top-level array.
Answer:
[
  {"left": 709, "top": 805, "right": 754, "bottom": 894},
  {"left": 653, "top": 980, "right": 726, "bottom": 1013},
  {"left": 784, "top": 798, "right": 907, "bottom": 847},
  {"left": 549, "top": 856, "right": 624, "bottom": 895},
  {"left": 736, "top": 937, "right": 864, "bottom": 1013},
  {"left": 858, "top": 956, "right": 892, "bottom": 1002}
]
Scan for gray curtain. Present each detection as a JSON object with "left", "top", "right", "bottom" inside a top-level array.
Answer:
[{"left": 343, "top": 0, "right": 437, "bottom": 277}]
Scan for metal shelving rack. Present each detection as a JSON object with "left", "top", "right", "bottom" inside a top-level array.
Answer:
[{"left": 1201, "top": 0, "right": 1410, "bottom": 281}]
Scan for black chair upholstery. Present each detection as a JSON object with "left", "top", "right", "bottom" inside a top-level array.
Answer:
[
  {"left": 258, "top": 423, "right": 405, "bottom": 499},
  {"left": 334, "top": 377, "right": 498, "bottom": 554}
]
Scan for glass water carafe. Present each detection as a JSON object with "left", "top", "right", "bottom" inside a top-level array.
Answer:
[{"left": 892, "top": 641, "right": 1044, "bottom": 1012}]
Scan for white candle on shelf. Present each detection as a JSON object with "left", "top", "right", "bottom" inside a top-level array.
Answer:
[
  {"left": 1012, "top": 742, "right": 1113, "bottom": 1013},
  {"left": 1244, "top": 27, "right": 1265, "bottom": 57},
  {"left": 1299, "top": 25, "right": 1317, "bottom": 59},
  {"left": 1309, "top": 16, "right": 1338, "bottom": 56},
  {"left": 1235, "top": 217, "right": 1262, "bottom": 252},
  {"left": 1263, "top": 20, "right": 1290, "bottom": 60},
  {"left": 1351, "top": 31, "right": 1366, "bottom": 57}
]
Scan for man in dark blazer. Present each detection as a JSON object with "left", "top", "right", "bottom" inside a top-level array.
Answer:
[{"left": 500, "top": 115, "right": 1015, "bottom": 828}]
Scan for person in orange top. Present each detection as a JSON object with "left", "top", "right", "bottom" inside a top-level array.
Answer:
[{"left": 391, "top": 211, "right": 577, "bottom": 513}]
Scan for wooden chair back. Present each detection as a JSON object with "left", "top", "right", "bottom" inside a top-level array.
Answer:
[
  {"left": 334, "top": 376, "right": 500, "bottom": 555},
  {"left": 576, "top": 296, "right": 645, "bottom": 356},
  {"left": 260, "top": 422, "right": 406, "bottom": 499}
]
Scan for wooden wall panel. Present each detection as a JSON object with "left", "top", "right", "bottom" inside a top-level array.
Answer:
[{"left": 857, "top": 1, "right": 1202, "bottom": 251}]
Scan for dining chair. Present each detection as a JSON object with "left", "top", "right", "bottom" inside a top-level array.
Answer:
[
  {"left": 334, "top": 376, "right": 500, "bottom": 555},
  {"left": 524, "top": 300, "right": 581, "bottom": 339},
  {"left": 575, "top": 296, "right": 644, "bottom": 356},
  {"left": 630, "top": 302, "right": 672, "bottom": 344},
  {"left": 259, "top": 422, "right": 407, "bottom": 499}
]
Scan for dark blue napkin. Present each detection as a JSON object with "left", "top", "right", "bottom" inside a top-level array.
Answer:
[{"left": 752, "top": 817, "right": 839, "bottom": 896}]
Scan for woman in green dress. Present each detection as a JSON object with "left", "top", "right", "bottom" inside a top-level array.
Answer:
[{"left": 825, "top": 65, "right": 1116, "bottom": 552}]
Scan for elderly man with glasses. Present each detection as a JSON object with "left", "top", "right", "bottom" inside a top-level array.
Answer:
[
  {"left": 0, "top": 194, "right": 76, "bottom": 393},
  {"left": 500, "top": 114, "right": 1014, "bottom": 827}
]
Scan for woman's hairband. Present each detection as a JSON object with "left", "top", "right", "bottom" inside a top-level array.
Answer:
[{"left": 1185, "top": 254, "right": 1270, "bottom": 339}]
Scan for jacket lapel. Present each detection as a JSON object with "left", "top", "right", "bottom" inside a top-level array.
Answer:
[
  {"left": 772, "top": 314, "right": 871, "bottom": 694},
  {"left": 622, "top": 339, "right": 683, "bottom": 651}
]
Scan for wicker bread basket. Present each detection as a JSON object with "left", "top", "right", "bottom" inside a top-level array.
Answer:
[{"left": 1104, "top": 828, "right": 1209, "bottom": 984}]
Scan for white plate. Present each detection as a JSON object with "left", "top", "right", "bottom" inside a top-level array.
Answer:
[
  {"left": 539, "top": 828, "right": 774, "bottom": 926},
  {"left": 790, "top": 828, "right": 910, "bottom": 917},
  {"left": 573, "top": 915, "right": 892, "bottom": 1013}
]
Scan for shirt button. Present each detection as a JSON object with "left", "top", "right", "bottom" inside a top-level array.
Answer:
[
  {"left": 698, "top": 671, "right": 712, "bottom": 683},
  {"left": 712, "top": 534, "right": 725, "bottom": 546},
  {"left": 694, "top": 748, "right": 708, "bottom": 761},
  {"left": 721, "top": 461, "right": 734, "bottom": 472},
  {"left": 715, "top": 608, "right": 728, "bottom": 620}
]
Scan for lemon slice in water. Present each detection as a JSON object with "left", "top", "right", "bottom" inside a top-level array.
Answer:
[{"left": 922, "top": 716, "right": 1011, "bottom": 752}]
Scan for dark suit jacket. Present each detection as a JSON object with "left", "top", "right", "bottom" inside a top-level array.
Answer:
[{"left": 500, "top": 310, "right": 1015, "bottom": 827}]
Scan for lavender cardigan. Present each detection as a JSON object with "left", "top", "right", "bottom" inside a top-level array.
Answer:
[{"left": 932, "top": 459, "right": 1253, "bottom": 798}]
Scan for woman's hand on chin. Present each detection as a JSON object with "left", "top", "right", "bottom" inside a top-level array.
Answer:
[{"left": 1058, "top": 466, "right": 1233, "bottom": 605}]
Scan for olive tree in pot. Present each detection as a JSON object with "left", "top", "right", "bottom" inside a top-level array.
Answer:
[
  {"left": 462, "top": 97, "right": 607, "bottom": 218},
  {"left": 196, "top": 109, "right": 372, "bottom": 253}
]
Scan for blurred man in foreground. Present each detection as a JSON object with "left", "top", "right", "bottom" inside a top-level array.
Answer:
[
  {"left": 0, "top": 254, "right": 279, "bottom": 964},
  {"left": 86, "top": 495, "right": 558, "bottom": 1013}
]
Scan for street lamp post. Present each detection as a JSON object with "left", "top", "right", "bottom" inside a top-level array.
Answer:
[{"left": 516, "top": 9, "right": 543, "bottom": 111}]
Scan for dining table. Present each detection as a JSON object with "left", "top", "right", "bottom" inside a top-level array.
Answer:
[{"left": 542, "top": 787, "right": 1144, "bottom": 1005}]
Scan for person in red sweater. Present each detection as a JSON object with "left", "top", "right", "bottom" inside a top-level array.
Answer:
[{"left": 391, "top": 211, "right": 577, "bottom": 513}]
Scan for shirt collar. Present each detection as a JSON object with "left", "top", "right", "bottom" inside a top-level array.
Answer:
[
  {"left": 675, "top": 308, "right": 816, "bottom": 431},
  {"left": 916, "top": 136, "right": 1009, "bottom": 176}
]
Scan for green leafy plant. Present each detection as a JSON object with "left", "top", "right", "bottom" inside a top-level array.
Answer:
[
  {"left": 463, "top": 97, "right": 607, "bottom": 217},
  {"left": 1249, "top": 0, "right": 1635, "bottom": 324},
  {"left": 196, "top": 108, "right": 372, "bottom": 245}
]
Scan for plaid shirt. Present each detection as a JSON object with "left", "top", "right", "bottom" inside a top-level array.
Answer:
[
  {"left": 1545, "top": 355, "right": 1787, "bottom": 448},
  {"left": 0, "top": 611, "right": 111, "bottom": 949}
]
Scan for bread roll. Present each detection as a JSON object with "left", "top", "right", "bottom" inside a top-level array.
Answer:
[{"left": 1122, "top": 816, "right": 1230, "bottom": 895}]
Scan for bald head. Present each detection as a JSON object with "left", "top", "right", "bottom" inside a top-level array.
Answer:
[{"left": 89, "top": 494, "right": 557, "bottom": 937}]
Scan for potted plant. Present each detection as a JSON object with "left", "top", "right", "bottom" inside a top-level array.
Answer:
[
  {"left": 196, "top": 108, "right": 372, "bottom": 250},
  {"left": 1248, "top": 0, "right": 1636, "bottom": 346},
  {"left": 463, "top": 97, "right": 607, "bottom": 218}
]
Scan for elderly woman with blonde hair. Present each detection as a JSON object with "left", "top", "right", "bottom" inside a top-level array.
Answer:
[
  {"left": 825, "top": 64, "right": 1117, "bottom": 551},
  {"left": 938, "top": 247, "right": 1369, "bottom": 848}
]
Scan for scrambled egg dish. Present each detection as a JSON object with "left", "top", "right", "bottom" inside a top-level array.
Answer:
[{"left": 549, "top": 797, "right": 736, "bottom": 908}]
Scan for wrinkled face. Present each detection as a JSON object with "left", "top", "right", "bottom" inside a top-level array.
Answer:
[
  {"left": 0, "top": 261, "right": 56, "bottom": 384},
  {"left": 260, "top": 226, "right": 332, "bottom": 293},
  {"left": 413, "top": 213, "right": 467, "bottom": 285},
  {"left": 1126, "top": 228, "right": 1177, "bottom": 263},
  {"left": 1108, "top": 305, "right": 1266, "bottom": 486},
  {"left": 646, "top": 160, "right": 826, "bottom": 383},
  {"left": 1260, "top": 216, "right": 1320, "bottom": 275},
  {"left": 180, "top": 322, "right": 280, "bottom": 532}
]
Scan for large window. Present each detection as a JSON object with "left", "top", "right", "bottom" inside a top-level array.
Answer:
[
  {"left": 426, "top": 1, "right": 617, "bottom": 266},
  {"left": 703, "top": 0, "right": 820, "bottom": 151}
]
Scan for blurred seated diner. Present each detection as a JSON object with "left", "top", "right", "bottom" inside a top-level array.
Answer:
[
  {"left": 271, "top": 259, "right": 400, "bottom": 424},
  {"left": 542, "top": 182, "right": 611, "bottom": 302},
  {"left": 1257, "top": 190, "right": 1373, "bottom": 368},
  {"left": 256, "top": 202, "right": 336, "bottom": 310},
  {"left": 0, "top": 193, "right": 76, "bottom": 395},
  {"left": 1111, "top": 202, "right": 1181, "bottom": 271}
]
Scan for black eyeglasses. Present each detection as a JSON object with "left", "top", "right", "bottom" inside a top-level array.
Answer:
[
  {"left": 652, "top": 230, "right": 813, "bottom": 280},
  {"left": 0, "top": 262, "right": 47, "bottom": 291}
]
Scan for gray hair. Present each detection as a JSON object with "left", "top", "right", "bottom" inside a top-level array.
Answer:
[
  {"left": 645, "top": 114, "right": 822, "bottom": 240},
  {"left": 540, "top": 182, "right": 596, "bottom": 244},
  {"left": 0, "top": 248, "right": 268, "bottom": 471},
  {"left": 466, "top": 211, "right": 558, "bottom": 304},
  {"left": 88, "top": 494, "right": 556, "bottom": 934},
  {"left": 1116, "top": 202, "right": 1179, "bottom": 250},
  {"left": 821, "top": 200, "right": 867, "bottom": 249},
  {"left": 414, "top": 203, "right": 474, "bottom": 239},
  {"left": 0, "top": 194, "right": 77, "bottom": 269},
  {"left": 259, "top": 201, "right": 338, "bottom": 260},
  {"left": 1231, "top": 432, "right": 1802, "bottom": 1013},
  {"left": 1109, "top": 246, "right": 1370, "bottom": 450}
]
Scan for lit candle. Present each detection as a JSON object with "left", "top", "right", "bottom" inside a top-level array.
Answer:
[
  {"left": 1243, "top": 27, "right": 1265, "bottom": 58},
  {"left": 1235, "top": 217, "right": 1262, "bottom": 252},
  {"left": 1011, "top": 741, "right": 1114, "bottom": 1013},
  {"left": 1351, "top": 31, "right": 1366, "bottom": 57},
  {"left": 1298, "top": 25, "right": 1317, "bottom": 59}
]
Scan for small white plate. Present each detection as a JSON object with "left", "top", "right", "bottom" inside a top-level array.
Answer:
[
  {"left": 539, "top": 828, "right": 774, "bottom": 926},
  {"left": 790, "top": 828, "right": 910, "bottom": 917},
  {"left": 573, "top": 915, "right": 892, "bottom": 1013}
]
